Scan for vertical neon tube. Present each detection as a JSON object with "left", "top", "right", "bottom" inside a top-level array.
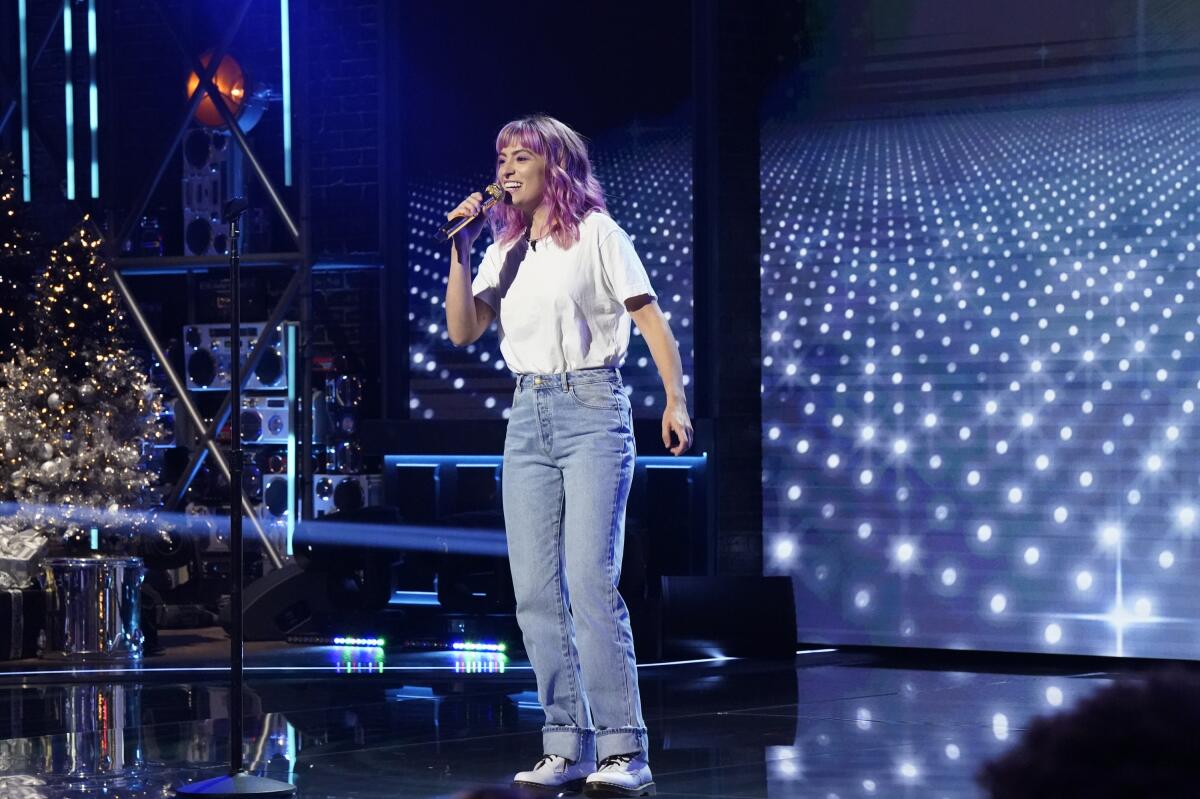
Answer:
[
  {"left": 18, "top": 0, "right": 31, "bottom": 200},
  {"left": 88, "top": 0, "right": 99, "bottom": 198},
  {"left": 286, "top": 323, "right": 298, "bottom": 554},
  {"left": 63, "top": 0, "right": 75, "bottom": 200},
  {"left": 280, "top": 0, "right": 293, "bottom": 185}
]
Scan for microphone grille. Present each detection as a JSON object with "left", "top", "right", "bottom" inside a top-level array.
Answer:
[{"left": 484, "top": 184, "right": 506, "bottom": 202}]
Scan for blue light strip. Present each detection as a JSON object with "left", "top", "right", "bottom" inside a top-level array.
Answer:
[
  {"left": 451, "top": 640, "right": 507, "bottom": 653},
  {"left": 333, "top": 636, "right": 385, "bottom": 648},
  {"left": 18, "top": 0, "right": 31, "bottom": 200},
  {"left": 87, "top": 0, "right": 98, "bottom": 198},
  {"left": 387, "top": 453, "right": 708, "bottom": 468},
  {"left": 285, "top": 323, "right": 298, "bottom": 554},
  {"left": 280, "top": 0, "right": 293, "bottom": 185},
  {"left": 62, "top": 0, "right": 75, "bottom": 200}
]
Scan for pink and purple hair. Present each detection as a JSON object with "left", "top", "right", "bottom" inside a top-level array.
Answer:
[{"left": 489, "top": 115, "right": 607, "bottom": 250}]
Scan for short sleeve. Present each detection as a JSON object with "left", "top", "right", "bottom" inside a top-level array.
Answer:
[
  {"left": 471, "top": 243, "right": 501, "bottom": 312},
  {"left": 599, "top": 225, "right": 657, "bottom": 304}
]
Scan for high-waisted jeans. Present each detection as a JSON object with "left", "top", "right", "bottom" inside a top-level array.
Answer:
[{"left": 503, "top": 367, "right": 648, "bottom": 763}]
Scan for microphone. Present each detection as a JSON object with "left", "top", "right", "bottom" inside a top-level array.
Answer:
[{"left": 435, "top": 183, "right": 509, "bottom": 243}]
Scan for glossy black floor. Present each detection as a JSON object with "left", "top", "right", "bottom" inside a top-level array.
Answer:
[{"left": 0, "top": 640, "right": 1132, "bottom": 798}]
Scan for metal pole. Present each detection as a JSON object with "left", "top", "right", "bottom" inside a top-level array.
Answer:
[{"left": 228, "top": 207, "right": 245, "bottom": 777}]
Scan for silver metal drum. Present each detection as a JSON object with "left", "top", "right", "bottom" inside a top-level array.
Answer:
[{"left": 39, "top": 555, "right": 144, "bottom": 661}]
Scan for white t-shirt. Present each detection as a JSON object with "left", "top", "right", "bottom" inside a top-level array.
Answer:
[{"left": 471, "top": 211, "right": 657, "bottom": 375}]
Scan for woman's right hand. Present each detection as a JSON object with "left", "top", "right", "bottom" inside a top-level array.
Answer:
[{"left": 447, "top": 192, "right": 489, "bottom": 251}]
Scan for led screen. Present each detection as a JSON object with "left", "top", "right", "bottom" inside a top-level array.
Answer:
[{"left": 763, "top": 97, "right": 1200, "bottom": 658}]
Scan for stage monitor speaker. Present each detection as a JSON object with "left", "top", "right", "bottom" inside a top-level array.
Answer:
[
  {"left": 660, "top": 576, "right": 796, "bottom": 659},
  {"left": 183, "top": 322, "right": 288, "bottom": 391},
  {"left": 226, "top": 563, "right": 330, "bottom": 641}
]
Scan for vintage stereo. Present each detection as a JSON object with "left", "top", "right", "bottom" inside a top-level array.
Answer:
[
  {"left": 182, "top": 128, "right": 243, "bottom": 256},
  {"left": 184, "top": 322, "right": 288, "bottom": 391},
  {"left": 240, "top": 395, "right": 292, "bottom": 445},
  {"left": 312, "top": 474, "right": 380, "bottom": 518}
]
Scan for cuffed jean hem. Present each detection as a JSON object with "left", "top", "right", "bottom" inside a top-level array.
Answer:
[
  {"left": 596, "top": 727, "right": 650, "bottom": 762},
  {"left": 542, "top": 725, "right": 596, "bottom": 764}
]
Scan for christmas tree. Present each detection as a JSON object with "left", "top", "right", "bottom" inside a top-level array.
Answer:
[
  {"left": 0, "top": 218, "right": 162, "bottom": 551},
  {"left": 0, "top": 154, "right": 36, "bottom": 360}
]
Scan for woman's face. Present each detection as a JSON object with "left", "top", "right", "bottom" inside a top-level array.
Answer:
[{"left": 497, "top": 142, "right": 547, "bottom": 216}]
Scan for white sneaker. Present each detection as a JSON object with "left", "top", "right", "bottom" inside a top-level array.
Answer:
[
  {"left": 583, "top": 753, "right": 655, "bottom": 796},
  {"left": 513, "top": 753, "right": 596, "bottom": 794}
]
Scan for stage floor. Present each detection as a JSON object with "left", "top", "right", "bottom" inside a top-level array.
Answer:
[{"left": 0, "top": 639, "right": 1125, "bottom": 798}]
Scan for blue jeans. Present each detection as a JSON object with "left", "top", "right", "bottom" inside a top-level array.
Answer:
[{"left": 503, "top": 367, "right": 649, "bottom": 763}]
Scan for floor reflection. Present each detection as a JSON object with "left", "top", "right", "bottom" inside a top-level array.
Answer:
[{"left": 0, "top": 652, "right": 1121, "bottom": 798}]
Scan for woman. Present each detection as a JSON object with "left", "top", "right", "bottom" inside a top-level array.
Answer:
[{"left": 444, "top": 115, "right": 692, "bottom": 797}]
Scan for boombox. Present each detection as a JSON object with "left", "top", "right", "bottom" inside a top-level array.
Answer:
[
  {"left": 313, "top": 474, "right": 381, "bottom": 518},
  {"left": 184, "top": 323, "right": 288, "bottom": 391},
  {"left": 240, "top": 395, "right": 292, "bottom": 445}
]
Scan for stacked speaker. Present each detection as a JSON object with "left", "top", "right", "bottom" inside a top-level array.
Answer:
[
  {"left": 313, "top": 373, "right": 373, "bottom": 516},
  {"left": 182, "top": 128, "right": 244, "bottom": 256}
]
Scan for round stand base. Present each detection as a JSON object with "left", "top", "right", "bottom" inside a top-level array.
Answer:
[{"left": 174, "top": 771, "right": 296, "bottom": 797}]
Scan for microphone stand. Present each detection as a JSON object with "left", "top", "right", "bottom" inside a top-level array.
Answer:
[{"left": 175, "top": 198, "right": 296, "bottom": 798}]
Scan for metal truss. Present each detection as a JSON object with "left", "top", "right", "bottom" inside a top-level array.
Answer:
[{"left": 2, "top": 0, "right": 317, "bottom": 569}]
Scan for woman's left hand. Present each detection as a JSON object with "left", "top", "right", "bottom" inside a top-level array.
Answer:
[{"left": 662, "top": 399, "right": 693, "bottom": 456}]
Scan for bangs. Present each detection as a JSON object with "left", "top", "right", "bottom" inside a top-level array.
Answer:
[{"left": 496, "top": 122, "right": 546, "bottom": 157}]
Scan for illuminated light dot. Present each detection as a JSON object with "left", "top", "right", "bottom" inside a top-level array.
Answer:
[
  {"left": 996, "top": 440, "right": 1009, "bottom": 454},
  {"left": 1031, "top": 360, "right": 1042, "bottom": 373},
  {"left": 945, "top": 744, "right": 961, "bottom": 760},
  {"left": 985, "top": 400, "right": 998, "bottom": 415},
  {"left": 1134, "top": 597, "right": 1152, "bottom": 617},
  {"left": 929, "top": 455, "right": 942, "bottom": 469},
  {"left": 856, "top": 707, "right": 872, "bottom": 729},
  {"left": 1185, "top": 400, "right": 1196, "bottom": 414},
  {"left": 768, "top": 427, "right": 781, "bottom": 440},
  {"left": 1079, "top": 471, "right": 1094, "bottom": 487},
  {"left": 1024, "top": 547, "right": 1040, "bottom": 565},
  {"left": 1076, "top": 571, "right": 1094, "bottom": 591},
  {"left": 1178, "top": 506, "right": 1196, "bottom": 527},
  {"left": 854, "top": 590, "right": 871, "bottom": 609},
  {"left": 1020, "top": 412, "right": 1034, "bottom": 428},
  {"left": 896, "top": 542, "right": 915, "bottom": 563},
  {"left": 1167, "top": 426, "right": 1180, "bottom": 441},
  {"left": 831, "top": 414, "right": 844, "bottom": 428},
  {"left": 1054, "top": 506, "right": 1069, "bottom": 523},
  {"left": 863, "top": 780, "right": 877, "bottom": 793},
  {"left": 860, "top": 426, "right": 875, "bottom": 442},
  {"left": 1100, "top": 524, "right": 1122, "bottom": 547},
  {"left": 923, "top": 412, "right": 937, "bottom": 428},
  {"left": 774, "top": 538, "right": 795, "bottom": 560},
  {"left": 1044, "top": 625, "right": 1063, "bottom": 645},
  {"left": 941, "top": 567, "right": 957, "bottom": 586},
  {"left": 1158, "top": 369, "right": 1169, "bottom": 381},
  {"left": 1060, "top": 426, "right": 1073, "bottom": 441},
  {"left": 1146, "top": 454, "right": 1163, "bottom": 472},
  {"left": 990, "top": 593, "right": 1007, "bottom": 614},
  {"left": 1035, "top": 455, "right": 1049, "bottom": 470},
  {"left": 1046, "top": 685, "right": 1064, "bottom": 704},
  {"left": 787, "top": 485, "right": 802, "bottom": 501},
  {"left": 1007, "top": 487, "right": 1023, "bottom": 504},
  {"left": 959, "top": 426, "right": 971, "bottom": 440},
  {"left": 1083, "top": 349, "right": 1095, "bottom": 362},
  {"left": 993, "top": 714, "right": 1010, "bottom": 741},
  {"left": 796, "top": 439, "right": 810, "bottom": 454},
  {"left": 826, "top": 454, "right": 841, "bottom": 469},
  {"left": 893, "top": 438, "right": 909, "bottom": 455},
  {"left": 967, "top": 470, "right": 981, "bottom": 486},
  {"left": 977, "top": 524, "right": 993, "bottom": 542},
  {"left": 858, "top": 523, "right": 872, "bottom": 540},
  {"left": 899, "top": 762, "right": 919, "bottom": 780},
  {"left": 1103, "top": 441, "right": 1115, "bottom": 455},
  {"left": 1160, "top": 550, "right": 1175, "bottom": 569},
  {"left": 860, "top": 469, "right": 873, "bottom": 485}
]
